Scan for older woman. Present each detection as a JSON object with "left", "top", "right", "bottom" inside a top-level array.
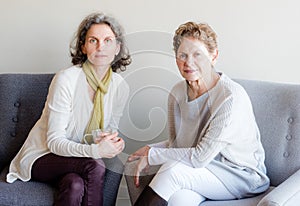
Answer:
[
  {"left": 7, "top": 12, "right": 131, "bottom": 205},
  {"left": 128, "top": 22, "right": 270, "bottom": 206}
]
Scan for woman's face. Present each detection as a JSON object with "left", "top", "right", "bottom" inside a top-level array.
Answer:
[
  {"left": 82, "top": 23, "right": 120, "bottom": 69},
  {"left": 176, "top": 37, "right": 217, "bottom": 82}
]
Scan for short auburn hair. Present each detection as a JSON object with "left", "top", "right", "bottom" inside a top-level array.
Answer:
[{"left": 173, "top": 22, "right": 218, "bottom": 55}]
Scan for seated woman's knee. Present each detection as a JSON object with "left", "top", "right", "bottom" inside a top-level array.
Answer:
[
  {"left": 60, "top": 173, "right": 84, "bottom": 194},
  {"left": 84, "top": 158, "right": 106, "bottom": 178},
  {"left": 160, "top": 161, "right": 184, "bottom": 179}
]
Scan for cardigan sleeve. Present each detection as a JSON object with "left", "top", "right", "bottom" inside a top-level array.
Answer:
[
  {"left": 148, "top": 95, "right": 233, "bottom": 167},
  {"left": 46, "top": 71, "right": 101, "bottom": 159}
]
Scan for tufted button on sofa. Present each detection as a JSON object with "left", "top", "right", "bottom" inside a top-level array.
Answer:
[
  {"left": 0, "top": 73, "right": 124, "bottom": 206},
  {"left": 125, "top": 79, "right": 300, "bottom": 206}
]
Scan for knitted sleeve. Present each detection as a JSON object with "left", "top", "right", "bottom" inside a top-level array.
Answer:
[
  {"left": 46, "top": 70, "right": 101, "bottom": 159},
  {"left": 148, "top": 87, "right": 234, "bottom": 167}
]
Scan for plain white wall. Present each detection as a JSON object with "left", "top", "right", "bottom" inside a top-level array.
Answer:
[{"left": 1, "top": 0, "right": 300, "bottom": 83}]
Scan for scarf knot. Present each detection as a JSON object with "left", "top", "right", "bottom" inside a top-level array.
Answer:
[{"left": 82, "top": 60, "right": 112, "bottom": 143}]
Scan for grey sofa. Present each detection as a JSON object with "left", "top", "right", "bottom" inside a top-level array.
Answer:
[
  {"left": 0, "top": 73, "right": 123, "bottom": 206},
  {"left": 125, "top": 79, "right": 300, "bottom": 206}
]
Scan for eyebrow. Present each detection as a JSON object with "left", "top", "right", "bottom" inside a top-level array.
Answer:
[{"left": 87, "top": 35, "right": 115, "bottom": 39}]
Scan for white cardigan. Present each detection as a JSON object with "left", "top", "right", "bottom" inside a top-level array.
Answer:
[
  {"left": 7, "top": 66, "right": 129, "bottom": 183},
  {"left": 148, "top": 73, "right": 270, "bottom": 198}
]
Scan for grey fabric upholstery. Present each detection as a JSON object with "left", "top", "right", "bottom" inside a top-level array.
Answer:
[
  {"left": 125, "top": 79, "right": 300, "bottom": 206},
  {"left": 0, "top": 73, "right": 123, "bottom": 206}
]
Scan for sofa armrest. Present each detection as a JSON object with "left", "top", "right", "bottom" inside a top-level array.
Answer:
[{"left": 257, "top": 169, "right": 300, "bottom": 206}]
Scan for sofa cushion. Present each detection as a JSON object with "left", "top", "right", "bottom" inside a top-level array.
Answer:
[
  {"left": 200, "top": 187, "right": 273, "bottom": 206},
  {"left": 0, "top": 167, "right": 54, "bottom": 205}
]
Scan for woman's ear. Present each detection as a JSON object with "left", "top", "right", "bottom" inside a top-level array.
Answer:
[
  {"left": 115, "top": 43, "right": 121, "bottom": 56},
  {"left": 81, "top": 45, "right": 86, "bottom": 54},
  {"left": 211, "top": 49, "right": 219, "bottom": 65}
]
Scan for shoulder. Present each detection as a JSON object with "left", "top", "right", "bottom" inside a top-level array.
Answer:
[
  {"left": 212, "top": 73, "right": 248, "bottom": 99},
  {"left": 110, "top": 72, "right": 129, "bottom": 94},
  {"left": 210, "top": 73, "right": 252, "bottom": 111},
  {"left": 169, "top": 80, "right": 186, "bottom": 99},
  {"left": 111, "top": 72, "right": 126, "bottom": 84},
  {"left": 111, "top": 72, "right": 129, "bottom": 88},
  {"left": 54, "top": 65, "right": 82, "bottom": 82},
  {"left": 52, "top": 65, "right": 82, "bottom": 85},
  {"left": 172, "top": 80, "right": 186, "bottom": 91},
  {"left": 219, "top": 73, "right": 250, "bottom": 102},
  {"left": 49, "top": 65, "right": 83, "bottom": 94},
  {"left": 167, "top": 80, "right": 186, "bottom": 105}
]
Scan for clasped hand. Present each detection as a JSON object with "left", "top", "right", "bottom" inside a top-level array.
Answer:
[{"left": 96, "top": 132, "right": 124, "bottom": 158}]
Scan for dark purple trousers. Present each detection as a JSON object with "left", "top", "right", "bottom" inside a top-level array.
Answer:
[{"left": 31, "top": 153, "right": 105, "bottom": 206}]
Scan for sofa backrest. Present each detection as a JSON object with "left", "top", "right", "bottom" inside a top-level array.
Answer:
[
  {"left": 0, "top": 73, "right": 54, "bottom": 172},
  {"left": 1, "top": 74, "right": 299, "bottom": 187},
  {"left": 236, "top": 79, "right": 300, "bottom": 186}
]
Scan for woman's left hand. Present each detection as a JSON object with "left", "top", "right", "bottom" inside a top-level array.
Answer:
[{"left": 96, "top": 132, "right": 125, "bottom": 158}]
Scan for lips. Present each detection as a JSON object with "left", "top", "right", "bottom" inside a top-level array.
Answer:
[
  {"left": 183, "top": 69, "right": 196, "bottom": 73},
  {"left": 95, "top": 54, "right": 108, "bottom": 58}
]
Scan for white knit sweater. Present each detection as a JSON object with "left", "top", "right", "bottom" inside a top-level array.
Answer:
[
  {"left": 7, "top": 66, "right": 129, "bottom": 183},
  {"left": 148, "top": 73, "right": 270, "bottom": 198}
]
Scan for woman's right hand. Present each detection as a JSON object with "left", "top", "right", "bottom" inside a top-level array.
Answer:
[
  {"left": 127, "top": 146, "right": 151, "bottom": 187},
  {"left": 127, "top": 145, "right": 150, "bottom": 162},
  {"left": 96, "top": 132, "right": 125, "bottom": 158}
]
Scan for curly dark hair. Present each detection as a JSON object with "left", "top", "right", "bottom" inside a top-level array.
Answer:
[{"left": 70, "top": 12, "right": 131, "bottom": 72}]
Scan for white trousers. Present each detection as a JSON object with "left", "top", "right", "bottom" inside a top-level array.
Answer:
[{"left": 149, "top": 161, "right": 235, "bottom": 206}]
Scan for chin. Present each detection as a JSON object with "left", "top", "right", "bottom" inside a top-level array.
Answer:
[
  {"left": 93, "top": 62, "right": 110, "bottom": 68},
  {"left": 183, "top": 75, "right": 199, "bottom": 82}
]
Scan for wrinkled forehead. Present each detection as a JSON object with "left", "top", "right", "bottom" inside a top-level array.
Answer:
[
  {"left": 86, "top": 23, "right": 116, "bottom": 39},
  {"left": 177, "top": 37, "right": 209, "bottom": 55}
]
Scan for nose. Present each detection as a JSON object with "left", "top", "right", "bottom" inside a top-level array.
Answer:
[
  {"left": 185, "top": 56, "right": 193, "bottom": 66},
  {"left": 96, "top": 41, "right": 103, "bottom": 51}
]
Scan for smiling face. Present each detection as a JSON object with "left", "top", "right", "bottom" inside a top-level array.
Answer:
[
  {"left": 82, "top": 23, "right": 120, "bottom": 69},
  {"left": 176, "top": 37, "right": 217, "bottom": 82}
]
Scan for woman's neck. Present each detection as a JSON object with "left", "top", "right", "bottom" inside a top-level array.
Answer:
[
  {"left": 93, "top": 65, "right": 110, "bottom": 81},
  {"left": 187, "top": 72, "right": 220, "bottom": 100}
]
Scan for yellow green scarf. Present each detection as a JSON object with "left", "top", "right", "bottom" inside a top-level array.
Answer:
[{"left": 83, "top": 60, "right": 112, "bottom": 143}]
